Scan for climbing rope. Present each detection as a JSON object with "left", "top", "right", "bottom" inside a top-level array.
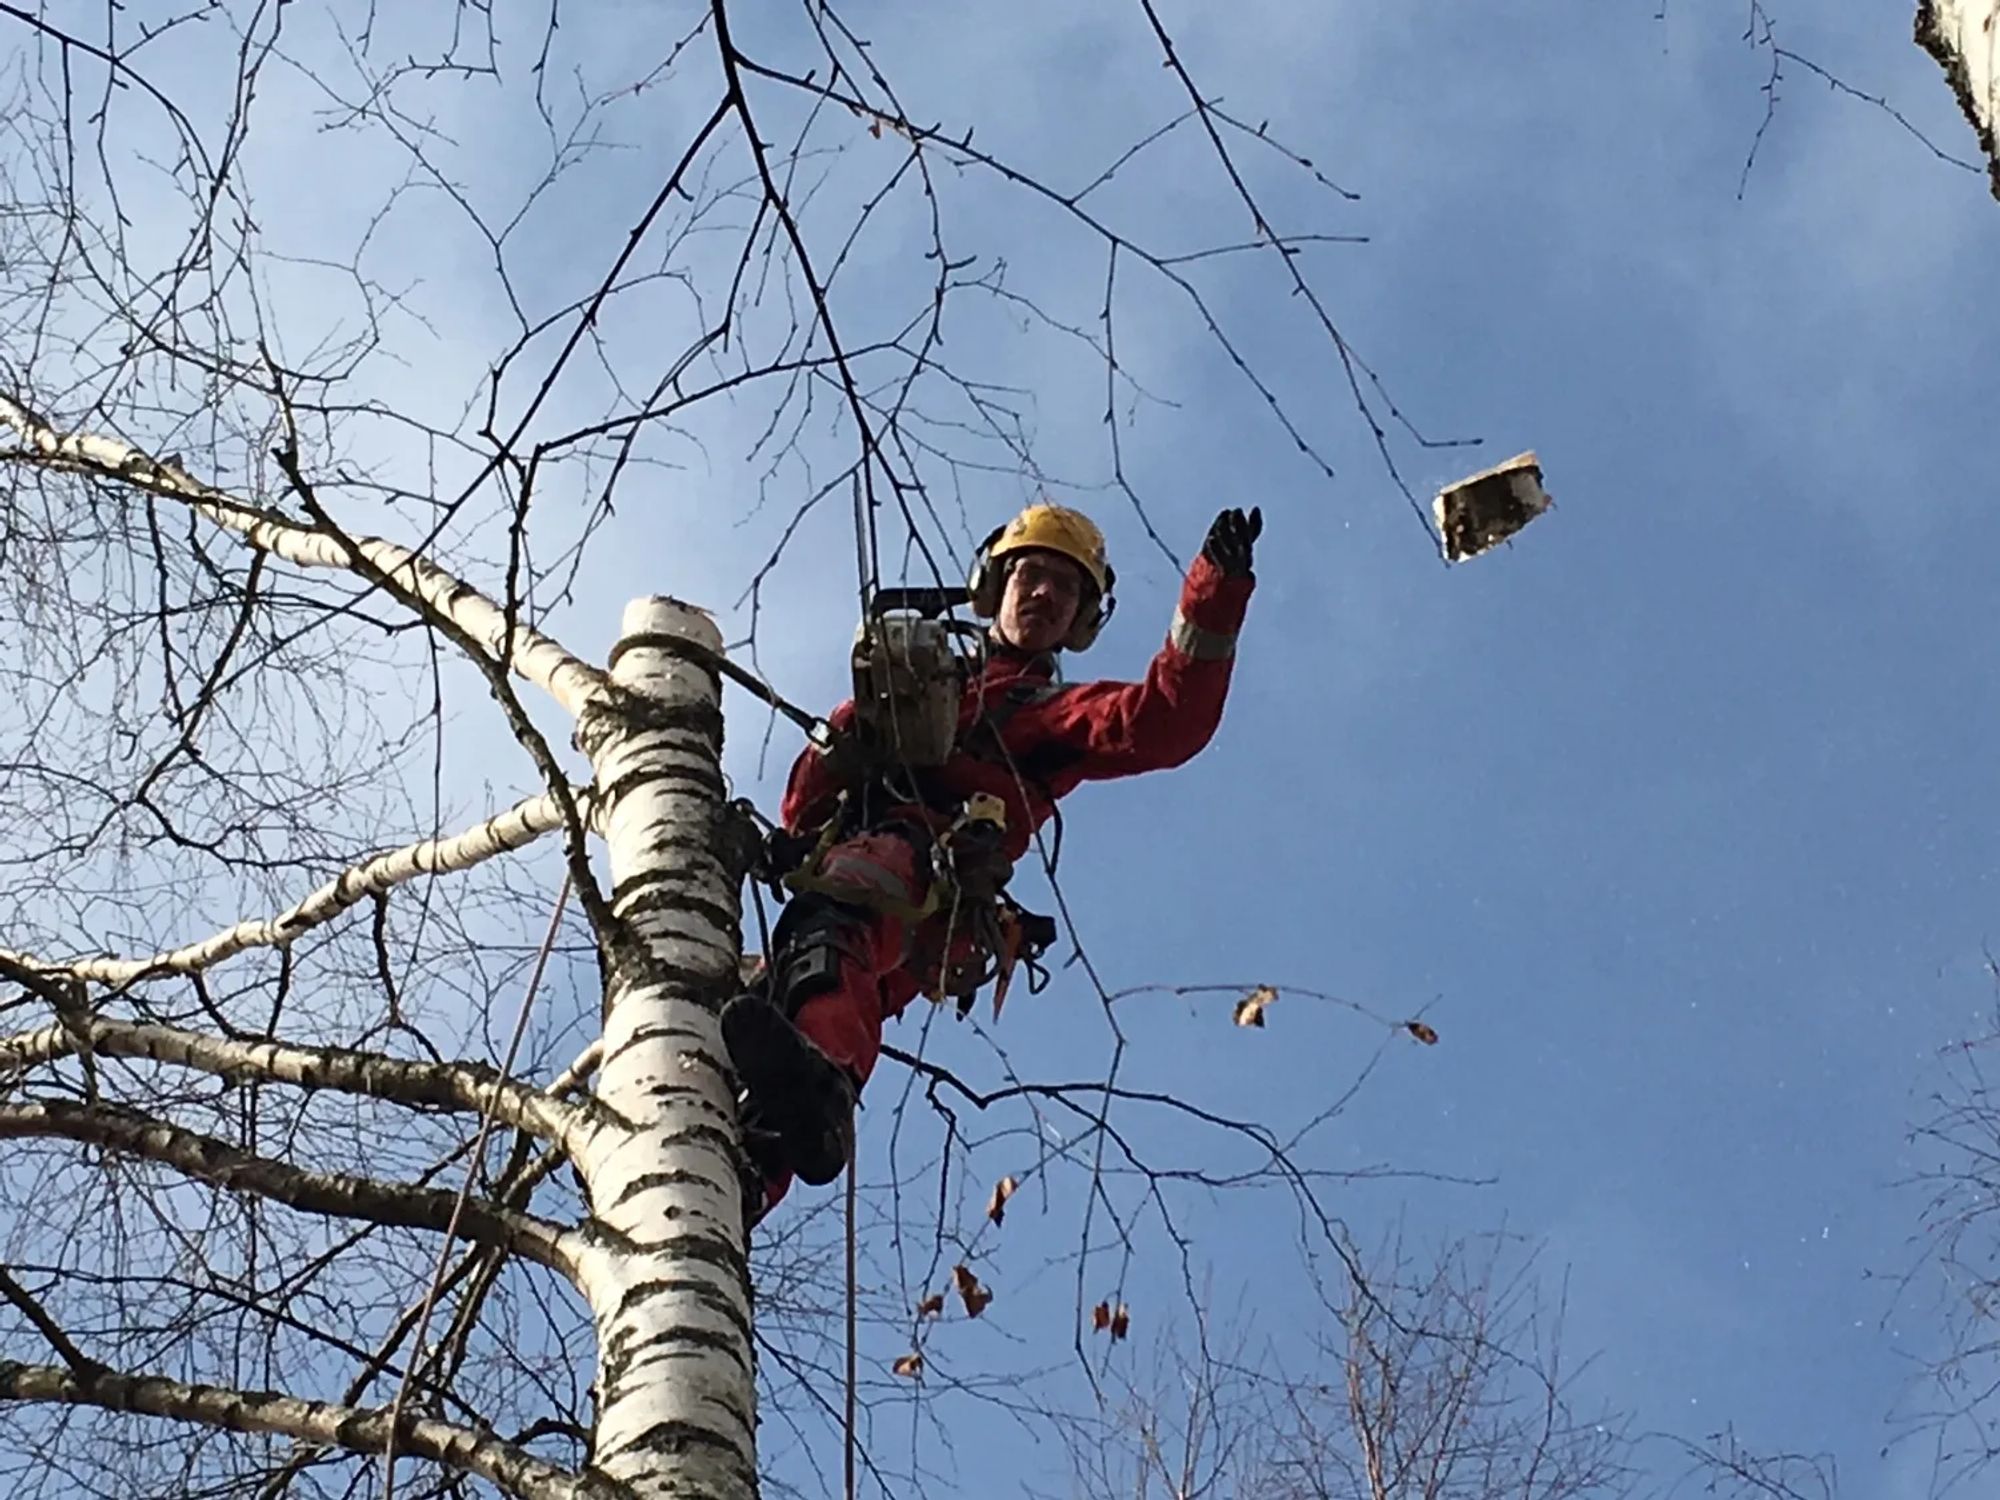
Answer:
[
  {"left": 845, "top": 1148, "right": 859, "bottom": 1500},
  {"left": 380, "top": 873, "right": 572, "bottom": 1499}
]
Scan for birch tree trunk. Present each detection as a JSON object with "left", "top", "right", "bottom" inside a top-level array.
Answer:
[
  {"left": 1918, "top": 0, "right": 2000, "bottom": 196},
  {"left": 575, "top": 597, "right": 756, "bottom": 1499}
]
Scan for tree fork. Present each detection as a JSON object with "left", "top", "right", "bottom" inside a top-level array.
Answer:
[{"left": 574, "top": 597, "right": 757, "bottom": 1500}]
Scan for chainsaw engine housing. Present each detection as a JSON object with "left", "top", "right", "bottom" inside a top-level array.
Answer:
[{"left": 851, "top": 611, "right": 965, "bottom": 768}]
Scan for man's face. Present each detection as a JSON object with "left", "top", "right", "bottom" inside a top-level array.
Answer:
[{"left": 995, "top": 549, "right": 1086, "bottom": 653}]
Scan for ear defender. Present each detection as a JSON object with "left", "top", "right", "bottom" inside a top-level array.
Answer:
[
  {"left": 1061, "top": 564, "right": 1114, "bottom": 651},
  {"left": 968, "top": 524, "right": 1009, "bottom": 620}
]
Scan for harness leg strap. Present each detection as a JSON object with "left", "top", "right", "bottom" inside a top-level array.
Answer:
[{"left": 767, "top": 894, "right": 876, "bottom": 1017}]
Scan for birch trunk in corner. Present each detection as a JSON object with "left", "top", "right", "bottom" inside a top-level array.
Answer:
[
  {"left": 1918, "top": 0, "right": 2000, "bottom": 198},
  {"left": 574, "top": 596, "right": 756, "bottom": 1499}
]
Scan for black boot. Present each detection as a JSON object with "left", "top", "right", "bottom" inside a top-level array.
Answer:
[{"left": 721, "top": 991, "right": 857, "bottom": 1187}]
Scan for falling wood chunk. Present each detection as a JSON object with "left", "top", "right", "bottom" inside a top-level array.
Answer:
[
  {"left": 1433, "top": 450, "right": 1552, "bottom": 562},
  {"left": 1233, "top": 985, "right": 1278, "bottom": 1028}
]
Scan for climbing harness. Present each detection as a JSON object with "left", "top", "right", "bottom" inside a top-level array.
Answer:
[
  {"left": 921, "top": 792, "right": 1056, "bottom": 1019},
  {"left": 743, "top": 783, "right": 1055, "bottom": 1022},
  {"left": 732, "top": 569, "right": 1062, "bottom": 1021}
]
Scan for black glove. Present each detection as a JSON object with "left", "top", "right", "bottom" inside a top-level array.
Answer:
[
  {"left": 814, "top": 724, "right": 875, "bottom": 786},
  {"left": 756, "top": 825, "right": 821, "bottom": 887},
  {"left": 1201, "top": 505, "right": 1263, "bottom": 578}
]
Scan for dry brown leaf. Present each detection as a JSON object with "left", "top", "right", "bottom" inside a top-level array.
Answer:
[
  {"left": 1405, "top": 1020, "right": 1440, "bottom": 1045},
  {"left": 892, "top": 1352, "right": 923, "bottom": 1378},
  {"left": 986, "top": 1174, "right": 1018, "bottom": 1225},
  {"left": 953, "top": 1264, "right": 993, "bottom": 1318},
  {"left": 1233, "top": 985, "right": 1278, "bottom": 1028},
  {"left": 1090, "top": 1300, "right": 1131, "bottom": 1339},
  {"left": 916, "top": 1293, "right": 945, "bottom": 1321}
]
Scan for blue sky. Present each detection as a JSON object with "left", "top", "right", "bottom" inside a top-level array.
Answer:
[
  {"left": 405, "top": 1, "right": 2000, "bottom": 1491},
  {"left": 17, "top": 0, "right": 2000, "bottom": 1493},
  {"left": 648, "top": 3, "right": 1999, "bottom": 1493}
]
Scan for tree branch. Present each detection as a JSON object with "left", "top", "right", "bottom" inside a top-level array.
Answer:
[
  {"left": 264, "top": 386, "right": 639, "bottom": 994},
  {"left": 0, "top": 1265, "right": 102, "bottom": 1379},
  {"left": 0, "top": 1359, "right": 623, "bottom": 1500},
  {"left": 0, "top": 389, "right": 607, "bottom": 719},
  {"left": 0, "top": 1101, "right": 578, "bottom": 1278},
  {"left": 0, "top": 1014, "right": 613, "bottom": 1158},
  {"left": 0, "top": 788, "right": 596, "bottom": 986}
]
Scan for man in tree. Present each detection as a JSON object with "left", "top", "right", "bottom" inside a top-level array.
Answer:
[{"left": 723, "top": 502, "right": 1262, "bottom": 1215}]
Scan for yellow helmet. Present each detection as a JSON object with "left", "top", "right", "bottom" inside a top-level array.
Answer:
[{"left": 968, "top": 502, "right": 1117, "bottom": 650}]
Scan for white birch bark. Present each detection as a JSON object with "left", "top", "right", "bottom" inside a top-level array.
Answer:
[
  {"left": 0, "top": 1016, "right": 598, "bottom": 1157},
  {"left": 572, "top": 597, "right": 755, "bottom": 1499},
  {"left": 0, "top": 788, "right": 593, "bottom": 986},
  {"left": 3, "top": 392, "right": 767, "bottom": 1491},
  {"left": 0, "top": 1101, "right": 577, "bottom": 1275},
  {"left": 0, "top": 391, "right": 607, "bottom": 718},
  {"left": 1918, "top": 0, "right": 2000, "bottom": 196},
  {"left": 0, "top": 1361, "right": 619, "bottom": 1500}
]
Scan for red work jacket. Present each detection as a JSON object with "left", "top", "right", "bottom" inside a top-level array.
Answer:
[{"left": 781, "top": 552, "right": 1254, "bottom": 861}]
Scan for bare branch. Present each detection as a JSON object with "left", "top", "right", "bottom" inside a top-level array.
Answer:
[
  {"left": 0, "top": 1014, "right": 609, "bottom": 1156},
  {"left": 0, "top": 787, "right": 596, "bottom": 986},
  {"left": 0, "top": 1265, "right": 101, "bottom": 1379},
  {"left": 0, "top": 389, "right": 608, "bottom": 718},
  {"left": 0, "top": 1100, "right": 578, "bottom": 1277},
  {"left": 0, "top": 1359, "right": 619, "bottom": 1500}
]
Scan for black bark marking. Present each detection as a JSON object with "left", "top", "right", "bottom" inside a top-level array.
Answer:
[
  {"left": 608, "top": 1022, "right": 713, "bottom": 1051},
  {"left": 611, "top": 1169, "right": 720, "bottom": 1209},
  {"left": 600, "top": 955, "right": 731, "bottom": 1003},
  {"left": 596, "top": 761, "right": 728, "bottom": 809},
  {"left": 600, "top": 1283, "right": 753, "bottom": 1384},
  {"left": 1916, "top": 1, "right": 2000, "bottom": 198},
  {"left": 595, "top": 1417, "right": 753, "bottom": 1481},
  {"left": 575, "top": 688, "right": 723, "bottom": 760},
  {"left": 603, "top": 1319, "right": 750, "bottom": 1380}
]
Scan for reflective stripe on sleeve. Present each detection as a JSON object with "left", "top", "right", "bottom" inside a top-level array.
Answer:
[{"left": 1167, "top": 610, "right": 1236, "bottom": 661}]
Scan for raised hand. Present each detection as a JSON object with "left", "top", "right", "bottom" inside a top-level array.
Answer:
[{"left": 1201, "top": 505, "right": 1263, "bottom": 578}]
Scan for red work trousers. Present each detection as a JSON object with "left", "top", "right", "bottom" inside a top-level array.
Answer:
[{"left": 760, "top": 828, "right": 971, "bottom": 1214}]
